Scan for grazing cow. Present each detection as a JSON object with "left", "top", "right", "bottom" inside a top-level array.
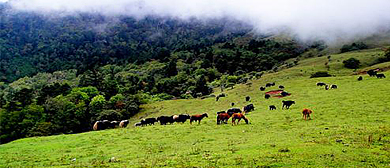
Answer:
[
  {"left": 367, "top": 69, "right": 378, "bottom": 77},
  {"left": 376, "top": 73, "right": 386, "bottom": 78},
  {"left": 93, "top": 120, "right": 110, "bottom": 131},
  {"left": 282, "top": 100, "right": 295, "bottom": 109},
  {"left": 231, "top": 102, "right": 235, "bottom": 106},
  {"left": 269, "top": 105, "right": 276, "bottom": 110},
  {"left": 271, "top": 82, "right": 275, "bottom": 86},
  {"left": 190, "top": 113, "right": 208, "bottom": 124},
  {"left": 316, "top": 82, "right": 326, "bottom": 86},
  {"left": 357, "top": 76, "right": 363, "bottom": 81},
  {"left": 93, "top": 121, "right": 101, "bottom": 131},
  {"left": 217, "top": 112, "right": 231, "bottom": 124},
  {"left": 279, "top": 85, "right": 285, "bottom": 89},
  {"left": 227, "top": 108, "right": 242, "bottom": 115},
  {"left": 216, "top": 111, "right": 226, "bottom": 115},
  {"left": 281, "top": 91, "right": 289, "bottom": 97},
  {"left": 142, "top": 118, "right": 157, "bottom": 126},
  {"left": 134, "top": 122, "right": 142, "bottom": 127},
  {"left": 119, "top": 120, "right": 129, "bottom": 128},
  {"left": 243, "top": 104, "right": 255, "bottom": 113},
  {"left": 157, "top": 116, "right": 174, "bottom": 125},
  {"left": 302, "top": 108, "right": 313, "bottom": 120},
  {"left": 265, "top": 82, "right": 275, "bottom": 87},
  {"left": 173, "top": 114, "right": 191, "bottom": 123},
  {"left": 265, "top": 94, "right": 271, "bottom": 99},
  {"left": 325, "top": 85, "right": 329, "bottom": 90},
  {"left": 246, "top": 96, "right": 251, "bottom": 102},
  {"left": 215, "top": 93, "right": 226, "bottom": 101},
  {"left": 260, "top": 86, "right": 266, "bottom": 91},
  {"left": 330, "top": 84, "right": 337, "bottom": 89},
  {"left": 231, "top": 113, "right": 249, "bottom": 125},
  {"left": 109, "top": 121, "right": 119, "bottom": 129}
]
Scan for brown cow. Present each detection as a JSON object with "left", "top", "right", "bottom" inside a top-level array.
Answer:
[
  {"left": 231, "top": 113, "right": 249, "bottom": 125},
  {"left": 302, "top": 108, "right": 313, "bottom": 120},
  {"left": 190, "top": 113, "right": 208, "bottom": 124}
]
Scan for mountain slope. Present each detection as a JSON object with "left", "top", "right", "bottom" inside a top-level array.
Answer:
[{"left": 1, "top": 49, "right": 389, "bottom": 167}]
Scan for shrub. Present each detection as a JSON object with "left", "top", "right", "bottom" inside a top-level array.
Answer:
[
  {"left": 343, "top": 58, "right": 360, "bottom": 69},
  {"left": 310, "top": 71, "right": 332, "bottom": 78}
]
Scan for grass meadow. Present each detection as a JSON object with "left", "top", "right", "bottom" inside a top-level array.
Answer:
[{"left": 1, "top": 49, "right": 390, "bottom": 167}]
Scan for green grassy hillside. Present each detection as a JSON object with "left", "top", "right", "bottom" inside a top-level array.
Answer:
[{"left": 1, "top": 49, "right": 390, "bottom": 167}]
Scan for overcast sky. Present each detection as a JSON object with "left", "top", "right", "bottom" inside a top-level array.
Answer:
[{"left": 4, "top": 0, "right": 390, "bottom": 42}]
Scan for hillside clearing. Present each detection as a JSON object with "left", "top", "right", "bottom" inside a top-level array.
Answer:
[{"left": 1, "top": 49, "right": 390, "bottom": 167}]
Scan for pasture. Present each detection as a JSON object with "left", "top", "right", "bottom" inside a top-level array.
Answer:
[{"left": 1, "top": 49, "right": 390, "bottom": 167}]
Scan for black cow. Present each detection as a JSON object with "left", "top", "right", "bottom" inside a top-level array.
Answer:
[
  {"left": 157, "top": 116, "right": 174, "bottom": 125},
  {"left": 281, "top": 91, "right": 289, "bottom": 97},
  {"left": 216, "top": 93, "right": 226, "bottom": 101},
  {"left": 269, "top": 105, "right": 276, "bottom": 110},
  {"left": 265, "top": 94, "right": 271, "bottom": 99},
  {"left": 265, "top": 83, "right": 272, "bottom": 87},
  {"left": 134, "top": 122, "right": 142, "bottom": 127},
  {"left": 119, "top": 120, "right": 129, "bottom": 128},
  {"left": 282, "top": 100, "right": 295, "bottom": 109},
  {"left": 376, "top": 73, "right": 386, "bottom": 78},
  {"left": 246, "top": 96, "right": 251, "bottom": 102},
  {"left": 141, "top": 118, "right": 157, "bottom": 126},
  {"left": 279, "top": 85, "right": 285, "bottom": 89},
  {"left": 108, "top": 121, "right": 119, "bottom": 128},
  {"left": 358, "top": 76, "right": 363, "bottom": 81},
  {"left": 259, "top": 86, "right": 266, "bottom": 91},
  {"left": 316, "top": 82, "right": 326, "bottom": 86},
  {"left": 93, "top": 120, "right": 111, "bottom": 131},
  {"left": 325, "top": 85, "right": 329, "bottom": 90},
  {"left": 330, "top": 84, "right": 337, "bottom": 89},
  {"left": 227, "top": 108, "right": 242, "bottom": 116},
  {"left": 173, "top": 114, "right": 191, "bottom": 123},
  {"left": 216, "top": 111, "right": 226, "bottom": 115},
  {"left": 231, "top": 102, "right": 235, "bottom": 106},
  {"left": 243, "top": 104, "right": 255, "bottom": 112},
  {"left": 367, "top": 69, "right": 378, "bottom": 77}
]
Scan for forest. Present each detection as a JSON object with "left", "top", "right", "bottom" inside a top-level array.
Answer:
[{"left": 0, "top": 3, "right": 322, "bottom": 144}]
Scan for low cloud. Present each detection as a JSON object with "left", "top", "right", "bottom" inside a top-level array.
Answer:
[{"left": 6, "top": 0, "right": 390, "bottom": 42}]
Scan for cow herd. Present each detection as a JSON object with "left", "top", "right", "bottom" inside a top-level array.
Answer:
[{"left": 93, "top": 68, "right": 386, "bottom": 131}]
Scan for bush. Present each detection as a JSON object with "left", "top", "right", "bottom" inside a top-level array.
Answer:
[
  {"left": 343, "top": 58, "right": 360, "bottom": 69},
  {"left": 310, "top": 71, "right": 332, "bottom": 78}
]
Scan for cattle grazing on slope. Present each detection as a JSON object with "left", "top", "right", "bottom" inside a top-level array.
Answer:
[
  {"left": 119, "top": 120, "right": 129, "bottom": 128},
  {"left": 190, "top": 113, "right": 208, "bottom": 124},
  {"left": 109, "top": 121, "right": 119, "bottom": 129},
  {"left": 134, "top": 122, "right": 142, "bottom": 127},
  {"left": 246, "top": 96, "right": 251, "bottom": 102},
  {"left": 265, "top": 94, "right": 271, "bottom": 99},
  {"left": 231, "top": 113, "right": 249, "bottom": 125},
  {"left": 316, "top": 82, "right": 326, "bottom": 86},
  {"left": 157, "top": 116, "right": 174, "bottom": 125},
  {"left": 357, "top": 76, "right": 363, "bottom": 81},
  {"left": 243, "top": 104, "right": 255, "bottom": 113},
  {"left": 279, "top": 85, "right": 285, "bottom": 89},
  {"left": 302, "top": 108, "right": 313, "bottom": 120},
  {"left": 282, "top": 100, "right": 295, "bottom": 109},
  {"left": 227, "top": 108, "right": 242, "bottom": 115},
  {"left": 325, "top": 85, "right": 329, "bottom": 90},
  {"left": 142, "top": 118, "right": 158, "bottom": 126},
  {"left": 93, "top": 120, "right": 110, "bottom": 131},
  {"left": 330, "top": 84, "right": 337, "bottom": 89},
  {"left": 281, "top": 91, "right": 290, "bottom": 97},
  {"left": 269, "top": 105, "right": 276, "bottom": 110},
  {"left": 376, "top": 73, "right": 386, "bottom": 78},
  {"left": 173, "top": 114, "right": 191, "bottom": 123},
  {"left": 367, "top": 69, "right": 378, "bottom": 77},
  {"left": 217, "top": 112, "right": 231, "bottom": 124},
  {"left": 260, "top": 86, "right": 266, "bottom": 91}
]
